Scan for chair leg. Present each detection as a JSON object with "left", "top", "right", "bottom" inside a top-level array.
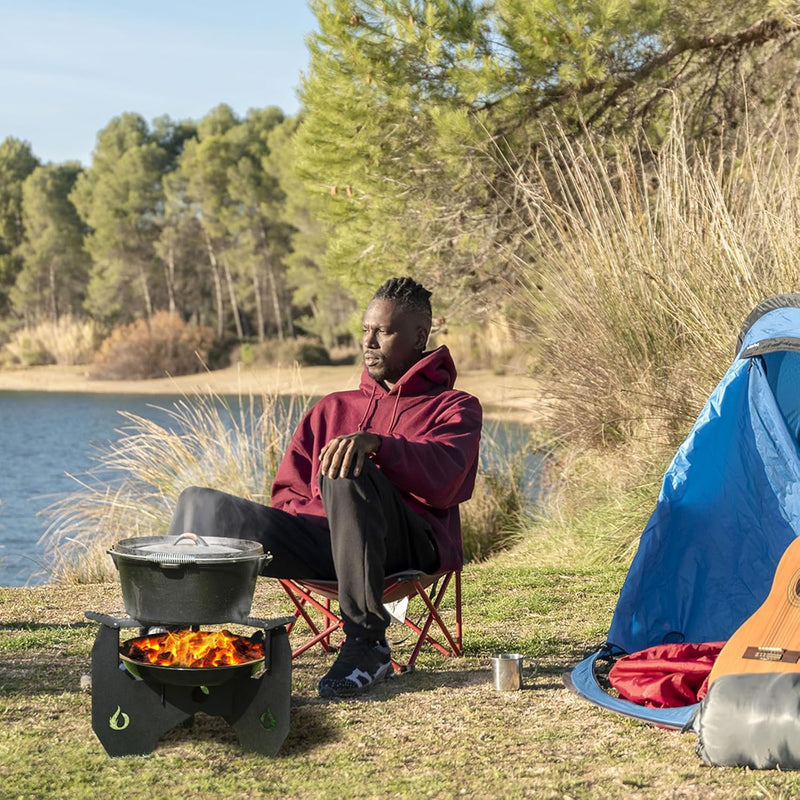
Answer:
[
  {"left": 400, "top": 572, "right": 463, "bottom": 671},
  {"left": 278, "top": 579, "right": 342, "bottom": 657},
  {"left": 279, "top": 570, "right": 463, "bottom": 670}
]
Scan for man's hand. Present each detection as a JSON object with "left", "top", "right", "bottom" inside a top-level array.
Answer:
[{"left": 319, "top": 431, "right": 382, "bottom": 479}]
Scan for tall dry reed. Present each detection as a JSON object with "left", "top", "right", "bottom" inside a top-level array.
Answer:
[
  {"left": 512, "top": 109, "right": 800, "bottom": 448},
  {"left": 42, "top": 388, "right": 531, "bottom": 583},
  {"left": 42, "top": 390, "right": 307, "bottom": 583}
]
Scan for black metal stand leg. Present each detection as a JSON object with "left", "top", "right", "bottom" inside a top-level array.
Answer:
[
  {"left": 229, "top": 627, "right": 292, "bottom": 755},
  {"left": 91, "top": 625, "right": 190, "bottom": 757}
]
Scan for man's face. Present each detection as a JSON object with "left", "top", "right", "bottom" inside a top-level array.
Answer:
[{"left": 362, "top": 299, "right": 427, "bottom": 386}]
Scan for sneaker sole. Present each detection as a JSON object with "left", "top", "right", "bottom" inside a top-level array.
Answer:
[{"left": 318, "top": 662, "right": 394, "bottom": 698}]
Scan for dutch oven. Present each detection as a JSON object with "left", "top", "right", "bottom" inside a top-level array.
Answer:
[{"left": 109, "top": 532, "right": 270, "bottom": 625}]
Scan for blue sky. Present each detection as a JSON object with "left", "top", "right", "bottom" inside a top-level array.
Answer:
[{"left": 0, "top": 1, "right": 318, "bottom": 166}]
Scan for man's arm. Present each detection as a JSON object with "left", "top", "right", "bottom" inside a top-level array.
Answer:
[{"left": 270, "top": 416, "right": 316, "bottom": 510}]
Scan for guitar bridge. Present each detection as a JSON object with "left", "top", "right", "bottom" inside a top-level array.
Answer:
[{"left": 743, "top": 646, "right": 800, "bottom": 663}]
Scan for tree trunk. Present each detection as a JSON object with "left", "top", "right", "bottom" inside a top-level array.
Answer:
[
  {"left": 256, "top": 226, "right": 286, "bottom": 341},
  {"left": 251, "top": 265, "right": 265, "bottom": 342},
  {"left": 48, "top": 260, "right": 59, "bottom": 321},
  {"left": 138, "top": 263, "right": 153, "bottom": 321},
  {"left": 285, "top": 302, "right": 295, "bottom": 339},
  {"left": 221, "top": 253, "right": 244, "bottom": 339},
  {"left": 264, "top": 259, "right": 284, "bottom": 342},
  {"left": 164, "top": 244, "right": 176, "bottom": 315},
  {"left": 203, "top": 230, "right": 225, "bottom": 339}
]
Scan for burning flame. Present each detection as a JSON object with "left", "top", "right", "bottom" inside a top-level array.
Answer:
[{"left": 121, "top": 629, "right": 264, "bottom": 668}]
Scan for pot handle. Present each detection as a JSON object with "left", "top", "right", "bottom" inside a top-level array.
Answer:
[{"left": 172, "top": 532, "right": 209, "bottom": 547}]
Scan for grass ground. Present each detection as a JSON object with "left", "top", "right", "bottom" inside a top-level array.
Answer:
[{"left": 3, "top": 548, "right": 800, "bottom": 799}]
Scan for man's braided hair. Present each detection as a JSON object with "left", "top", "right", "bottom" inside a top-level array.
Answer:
[{"left": 372, "top": 277, "right": 432, "bottom": 330}]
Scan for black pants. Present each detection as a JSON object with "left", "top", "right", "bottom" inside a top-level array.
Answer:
[{"left": 166, "top": 461, "right": 439, "bottom": 639}]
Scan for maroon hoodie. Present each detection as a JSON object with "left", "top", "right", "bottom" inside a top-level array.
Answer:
[{"left": 270, "top": 345, "right": 482, "bottom": 571}]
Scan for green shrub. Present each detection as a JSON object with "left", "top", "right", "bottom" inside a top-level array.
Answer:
[
  {"left": 238, "top": 341, "right": 256, "bottom": 367},
  {"left": 293, "top": 341, "right": 331, "bottom": 366},
  {"left": 90, "top": 311, "right": 215, "bottom": 380}
]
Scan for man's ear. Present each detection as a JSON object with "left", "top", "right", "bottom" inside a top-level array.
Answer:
[{"left": 416, "top": 325, "right": 429, "bottom": 351}]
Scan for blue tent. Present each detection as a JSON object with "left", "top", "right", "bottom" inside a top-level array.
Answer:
[{"left": 564, "top": 295, "right": 800, "bottom": 728}]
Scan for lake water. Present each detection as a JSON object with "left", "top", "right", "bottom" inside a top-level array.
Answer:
[
  {"left": 0, "top": 392, "right": 536, "bottom": 588},
  {"left": 0, "top": 392, "right": 183, "bottom": 587}
]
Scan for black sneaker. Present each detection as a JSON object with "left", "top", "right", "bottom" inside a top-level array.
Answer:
[{"left": 318, "top": 637, "right": 393, "bottom": 698}]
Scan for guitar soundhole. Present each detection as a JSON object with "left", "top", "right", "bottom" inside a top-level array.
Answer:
[{"left": 788, "top": 572, "right": 800, "bottom": 606}]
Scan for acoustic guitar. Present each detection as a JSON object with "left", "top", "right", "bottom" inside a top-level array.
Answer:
[{"left": 708, "top": 536, "right": 800, "bottom": 686}]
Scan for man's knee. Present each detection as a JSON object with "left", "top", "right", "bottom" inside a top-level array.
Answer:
[
  {"left": 319, "top": 469, "right": 380, "bottom": 516},
  {"left": 176, "top": 485, "right": 201, "bottom": 503},
  {"left": 174, "top": 485, "right": 214, "bottom": 512}
]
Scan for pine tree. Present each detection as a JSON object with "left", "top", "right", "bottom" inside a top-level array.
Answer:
[
  {"left": 0, "top": 138, "right": 39, "bottom": 316},
  {"left": 70, "top": 114, "right": 170, "bottom": 325},
  {"left": 267, "top": 114, "right": 357, "bottom": 349},
  {"left": 295, "top": 0, "right": 800, "bottom": 317},
  {"left": 12, "top": 163, "right": 90, "bottom": 323}
]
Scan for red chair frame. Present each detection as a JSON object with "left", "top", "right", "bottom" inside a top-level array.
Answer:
[{"left": 278, "top": 570, "right": 462, "bottom": 672}]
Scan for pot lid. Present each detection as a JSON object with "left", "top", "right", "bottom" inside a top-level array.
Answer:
[{"left": 110, "top": 532, "right": 266, "bottom": 565}]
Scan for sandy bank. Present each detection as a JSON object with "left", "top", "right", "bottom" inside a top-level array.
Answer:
[{"left": 0, "top": 363, "right": 542, "bottom": 423}]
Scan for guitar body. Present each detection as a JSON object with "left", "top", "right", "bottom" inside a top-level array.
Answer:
[{"left": 709, "top": 537, "right": 800, "bottom": 686}]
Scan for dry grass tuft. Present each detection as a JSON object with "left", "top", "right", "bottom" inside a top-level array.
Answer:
[
  {"left": 2, "top": 315, "right": 99, "bottom": 366},
  {"left": 41, "top": 389, "right": 308, "bottom": 583},
  {"left": 512, "top": 108, "right": 800, "bottom": 451}
]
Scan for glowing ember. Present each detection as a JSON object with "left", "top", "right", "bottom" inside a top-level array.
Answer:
[{"left": 121, "top": 629, "right": 264, "bottom": 668}]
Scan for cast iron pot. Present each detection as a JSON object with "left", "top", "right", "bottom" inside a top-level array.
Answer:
[{"left": 108, "top": 532, "right": 270, "bottom": 625}]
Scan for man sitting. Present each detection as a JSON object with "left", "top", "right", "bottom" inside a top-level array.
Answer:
[{"left": 167, "top": 276, "right": 482, "bottom": 697}]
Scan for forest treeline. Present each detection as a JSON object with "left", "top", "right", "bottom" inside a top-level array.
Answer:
[{"left": 1, "top": 2, "right": 799, "bottom": 398}]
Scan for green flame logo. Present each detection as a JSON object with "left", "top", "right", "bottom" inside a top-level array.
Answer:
[
  {"left": 109, "top": 705, "right": 130, "bottom": 731},
  {"left": 259, "top": 708, "right": 277, "bottom": 730}
]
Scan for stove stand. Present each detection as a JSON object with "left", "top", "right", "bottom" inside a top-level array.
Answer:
[{"left": 85, "top": 611, "right": 293, "bottom": 757}]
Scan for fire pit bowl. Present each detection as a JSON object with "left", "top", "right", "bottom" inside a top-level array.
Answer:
[
  {"left": 109, "top": 532, "right": 270, "bottom": 625},
  {"left": 119, "top": 628, "right": 266, "bottom": 687},
  {"left": 119, "top": 654, "right": 266, "bottom": 686}
]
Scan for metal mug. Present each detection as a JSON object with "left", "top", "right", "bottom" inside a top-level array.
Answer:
[{"left": 491, "top": 652, "right": 524, "bottom": 691}]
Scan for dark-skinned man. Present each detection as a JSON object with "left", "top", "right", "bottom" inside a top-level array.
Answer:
[{"left": 167, "top": 277, "right": 482, "bottom": 697}]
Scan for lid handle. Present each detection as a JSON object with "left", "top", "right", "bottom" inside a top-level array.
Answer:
[{"left": 172, "top": 532, "right": 209, "bottom": 547}]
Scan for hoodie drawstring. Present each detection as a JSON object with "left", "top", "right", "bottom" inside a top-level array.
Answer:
[
  {"left": 356, "top": 383, "right": 376, "bottom": 431},
  {"left": 388, "top": 385, "right": 401, "bottom": 433},
  {"left": 357, "top": 383, "right": 402, "bottom": 434}
]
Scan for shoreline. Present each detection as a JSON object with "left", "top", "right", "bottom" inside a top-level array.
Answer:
[{"left": 0, "top": 363, "right": 542, "bottom": 423}]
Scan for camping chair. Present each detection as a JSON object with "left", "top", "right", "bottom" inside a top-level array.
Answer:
[{"left": 278, "top": 569, "right": 462, "bottom": 672}]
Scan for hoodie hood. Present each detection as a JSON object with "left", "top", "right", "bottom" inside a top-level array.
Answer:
[{"left": 355, "top": 345, "right": 458, "bottom": 435}]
